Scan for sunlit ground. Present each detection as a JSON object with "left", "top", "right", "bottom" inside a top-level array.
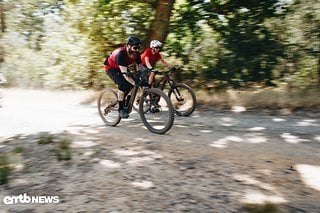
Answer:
[
  {"left": 296, "top": 164, "right": 320, "bottom": 191},
  {"left": 0, "top": 88, "right": 98, "bottom": 138},
  {"left": 234, "top": 164, "right": 320, "bottom": 205},
  {"left": 1, "top": 88, "right": 320, "bottom": 211}
]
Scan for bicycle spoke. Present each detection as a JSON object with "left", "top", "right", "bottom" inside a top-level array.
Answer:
[
  {"left": 139, "top": 88, "right": 174, "bottom": 134},
  {"left": 97, "top": 89, "right": 121, "bottom": 126},
  {"left": 169, "top": 83, "right": 196, "bottom": 116}
]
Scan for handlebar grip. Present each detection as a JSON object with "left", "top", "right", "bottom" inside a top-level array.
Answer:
[{"left": 122, "top": 72, "right": 135, "bottom": 78}]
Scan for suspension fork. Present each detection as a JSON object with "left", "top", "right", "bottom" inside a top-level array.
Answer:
[
  {"left": 166, "top": 75, "right": 178, "bottom": 93},
  {"left": 167, "top": 78, "right": 176, "bottom": 89},
  {"left": 169, "top": 79, "right": 184, "bottom": 101}
]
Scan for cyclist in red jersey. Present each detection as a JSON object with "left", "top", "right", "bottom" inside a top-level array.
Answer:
[
  {"left": 104, "top": 36, "right": 145, "bottom": 118},
  {"left": 141, "top": 40, "right": 171, "bottom": 87}
]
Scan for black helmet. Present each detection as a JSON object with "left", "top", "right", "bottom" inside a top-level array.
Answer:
[{"left": 126, "top": 36, "right": 142, "bottom": 46}]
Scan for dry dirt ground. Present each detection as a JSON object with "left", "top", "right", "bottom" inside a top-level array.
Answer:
[{"left": 0, "top": 88, "right": 320, "bottom": 212}]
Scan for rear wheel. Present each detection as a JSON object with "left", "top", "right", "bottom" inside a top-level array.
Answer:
[
  {"left": 168, "top": 83, "right": 196, "bottom": 116},
  {"left": 97, "top": 89, "right": 121, "bottom": 126},
  {"left": 139, "top": 88, "right": 174, "bottom": 134}
]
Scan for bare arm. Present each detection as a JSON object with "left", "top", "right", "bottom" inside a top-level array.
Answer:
[
  {"left": 145, "top": 57, "right": 153, "bottom": 69},
  {"left": 119, "top": 65, "right": 135, "bottom": 85},
  {"left": 160, "top": 58, "right": 170, "bottom": 68}
]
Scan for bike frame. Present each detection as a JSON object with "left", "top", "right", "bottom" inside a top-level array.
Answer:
[
  {"left": 124, "top": 71, "right": 151, "bottom": 114},
  {"left": 155, "top": 70, "right": 176, "bottom": 91},
  {"left": 154, "top": 68, "right": 195, "bottom": 107},
  {"left": 125, "top": 83, "right": 140, "bottom": 114}
]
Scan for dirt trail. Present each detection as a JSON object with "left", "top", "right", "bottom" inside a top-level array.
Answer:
[{"left": 0, "top": 88, "right": 320, "bottom": 212}]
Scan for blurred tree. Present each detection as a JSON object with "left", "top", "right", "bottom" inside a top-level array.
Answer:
[
  {"left": 166, "top": 0, "right": 319, "bottom": 89},
  {"left": 269, "top": 0, "right": 320, "bottom": 88},
  {"left": 0, "top": 0, "right": 7, "bottom": 64},
  {"left": 1, "top": 0, "right": 91, "bottom": 88},
  {"left": 165, "top": 0, "right": 288, "bottom": 87},
  {"left": 63, "top": 0, "right": 156, "bottom": 87},
  {"left": 64, "top": 0, "right": 177, "bottom": 87},
  {"left": 144, "top": 0, "right": 175, "bottom": 47},
  {"left": 1, "top": 0, "right": 319, "bottom": 90},
  {"left": 0, "top": 0, "right": 5, "bottom": 33}
]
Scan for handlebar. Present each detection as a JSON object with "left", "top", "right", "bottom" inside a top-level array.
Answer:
[
  {"left": 121, "top": 65, "right": 181, "bottom": 85},
  {"left": 122, "top": 71, "right": 148, "bottom": 87},
  {"left": 152, "top": 67, "right": 179, "bottom": 76}
]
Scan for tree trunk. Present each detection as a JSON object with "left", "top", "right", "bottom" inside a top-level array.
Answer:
[
  {"left": 0, "top": 0, "right": 4, "bottom": 64},
  {"left": 0, "top": 0, "right": 5, "bottom": 33},
  {"left": 144, "top": 0, "right": 175, "bottom": 48}
]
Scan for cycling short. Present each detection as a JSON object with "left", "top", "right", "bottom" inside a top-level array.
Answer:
[{"left": 106, "top": 68, "right": 133, "bottom": 94}]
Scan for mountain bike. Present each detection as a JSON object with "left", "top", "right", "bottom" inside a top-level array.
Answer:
[
  {"left": 133, "top": 67, "right": 197, "bottom": 116},
  {"left": 97, "top": 71, "right": 175, "bottom": 134}
]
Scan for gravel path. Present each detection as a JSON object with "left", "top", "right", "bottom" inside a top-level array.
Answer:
[{"left": 0, "top": 88, "right": 319, "bottom": 212}]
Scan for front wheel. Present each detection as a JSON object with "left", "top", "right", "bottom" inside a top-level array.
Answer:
[
  {"left": 139, "top": 88, "right": 174, "bottom": 134},
  {"left": 97, "top": 89, "right": 121, "bottom": 126},
  {"left": 132, "top": 86, "right": 143, "bottom": 112},
  {"left": 168, "top": 83, "right": 197, "bottom": 116}
]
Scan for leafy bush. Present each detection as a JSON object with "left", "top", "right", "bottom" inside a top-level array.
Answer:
[
  {"left": 38, "top": 132, "right": 55, "bottom": 144},
  {"left": 56, "top": 138, "right": 72, "bottom": 161},
  {"left": 242, "top": 203, "right": 282, "bottom": 213},
  {"left": 0, "top": 155, "right": 11, "bottom": 185}
]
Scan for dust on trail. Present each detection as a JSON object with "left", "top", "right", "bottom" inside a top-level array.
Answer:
[{"left": 0, "top": 88, "right": 320, "bottom": 212}]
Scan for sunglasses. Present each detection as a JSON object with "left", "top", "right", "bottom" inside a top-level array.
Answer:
[
  {"left": 132, "top": 46, "right": 140, "bottom": 50},
  {"left": 154, "top": 47, "right": 161, "bottom": 49}
]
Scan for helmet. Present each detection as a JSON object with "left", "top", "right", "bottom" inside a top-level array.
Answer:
[
  {"left": 150, "top": 40, "right": 163, "bottom": 48},
  {"left": 126, "top": 36, "right": 142, "bottom": 46}
]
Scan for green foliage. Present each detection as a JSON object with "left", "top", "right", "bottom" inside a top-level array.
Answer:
[
  {"left": 166, "top": 0, "right": 287, "bottom": 87},
  {"left": 166, "top": 0, "right": 203, "bottom": 63},
  {"left": 242, "top": 202, "right": 282, "bottom": 213},
  {"left": 56, "top": 138, "right": 72, "bottom": 161},
  {"left": 0, "top": 154, "right": 11, "bottom": 185},
  {"left": 1, "top": 0, "right": 319, "bottom": 89},
  {"left": 268, "top": 0, "right": 320, "bottom": 88},
  {"left": 38, "top": 132, "right": 55, "bottom": 144},
  {"left": 60, "top": 0, "right": 156, "bottom": 88},
  {"left": 12, "top": 0, "right": 64, "bottom": 51},
  {"left": 2, "top": 0, "right": 91, "bottom": 88},
  {"left": 13, "top": 146, "right": 24, "bottom": 154}
]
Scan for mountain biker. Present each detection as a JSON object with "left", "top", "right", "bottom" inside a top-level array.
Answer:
[
  {"left": 104, "top": 36, "right": 145, "bottom": 118},
  {"left": 141, "top": 40, "right": 171, "bottom": 87}
]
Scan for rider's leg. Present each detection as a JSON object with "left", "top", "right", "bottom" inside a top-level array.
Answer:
[
  {"left": 118, "top": 77, "right": 133, "bottom": 118},
  {"left": 125, "top": 89, "right": 133, "bottom": 107},
  {"left": 148, "top": 71, "right": 156, "bottom": 87},
  {"left": 106, "top": 68, "right": 132, "bottom": 118},
  {"left": 117, "top": 90, "right": 125, "bottom": 110}
]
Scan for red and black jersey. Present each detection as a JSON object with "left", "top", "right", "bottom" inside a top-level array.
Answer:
[{"left": 104, "top": 46, "right": 142, "bottom": 70}]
